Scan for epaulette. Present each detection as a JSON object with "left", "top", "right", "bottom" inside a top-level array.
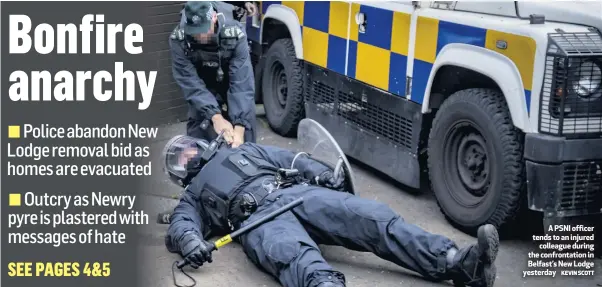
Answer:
[{"left": 170, "top": 25, "right": 186, "bottom": 41}]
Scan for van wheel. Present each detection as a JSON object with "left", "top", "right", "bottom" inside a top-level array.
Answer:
[
  {"left": 262, "top": 38, "right": 305, "bottom": 137},
  {"left": 427, "top": 88, "right": 525, "bottom": 232}
]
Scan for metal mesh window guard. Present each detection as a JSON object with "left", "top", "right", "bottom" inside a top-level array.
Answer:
[{"left": 539, "top": 31, "right": 602, "bottom": 138}]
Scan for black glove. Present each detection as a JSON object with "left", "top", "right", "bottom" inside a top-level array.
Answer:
[
  {"left": 180, "top": 233, "right": 214, "bottom": 269},
  {"left": 315, "top": 170, "right": 345, "bottom": 190}
]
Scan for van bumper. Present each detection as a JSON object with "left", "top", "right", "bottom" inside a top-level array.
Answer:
[{"left": 524, "top": 134, "right": 602, "bottom": 218}]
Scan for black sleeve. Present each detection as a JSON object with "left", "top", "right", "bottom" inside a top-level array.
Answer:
[
  {"left": 226, "top": 27, "right": 256, "bottom": 131},
  {"left": 165, "top": 188, "right": 206, "bottom": 254},
  {"left": 170, "top": 38, "right": 222, "bottom": 120}
]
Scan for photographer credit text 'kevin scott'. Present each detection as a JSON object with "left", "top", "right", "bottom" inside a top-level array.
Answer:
[{"left": 523, "top": 224, "right": 596, "bottom": 278}]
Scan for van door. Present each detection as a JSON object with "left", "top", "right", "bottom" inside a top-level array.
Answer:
[{"left": 346, "top": 1, "right": 416, "bottom": 97}]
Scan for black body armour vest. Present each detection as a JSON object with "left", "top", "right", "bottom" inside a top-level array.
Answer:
[
  {"left": 189, "top": 148, "right": 277, "bottom": 233},
  {"left": 185, "top": 32, "right": 239, "bottom": 102}
]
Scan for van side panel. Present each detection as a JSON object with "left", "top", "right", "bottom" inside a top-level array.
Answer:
[{"left": 251, "top": 2, "right": 536, "bottom": 114}]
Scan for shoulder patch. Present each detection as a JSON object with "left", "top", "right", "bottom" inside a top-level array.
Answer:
[
  {"left": 170, "top": 25, "right": 185, "bottom": 41},
  {"left": 221, "top": 25, "right": 245, "bottom": 40}
]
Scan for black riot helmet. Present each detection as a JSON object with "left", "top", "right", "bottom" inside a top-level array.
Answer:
[{"left": 162, "top": 135, "right": 210, "bottom": 188}]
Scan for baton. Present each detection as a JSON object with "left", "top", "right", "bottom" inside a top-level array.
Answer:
[{"left": 176, "top": 196, "right": 304, "bottom": 269}]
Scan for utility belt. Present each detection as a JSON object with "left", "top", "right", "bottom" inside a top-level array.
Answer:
[
  {"left": 199, "top": 149, "right": 309, "bottom": 232},
  {"left": 227, "top": 168, "right": 310, "bottom": 230},
  {"left": 202, "top": 170, "right": 309, "bottom": 232}
]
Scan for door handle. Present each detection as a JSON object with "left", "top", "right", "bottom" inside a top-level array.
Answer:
[{"left": 355, "top": 12, "right": 367, "bottom": 34}]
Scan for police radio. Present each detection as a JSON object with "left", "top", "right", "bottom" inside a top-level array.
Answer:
[{"left": 200, "top": 130, "right": 228, "bottom": 165}]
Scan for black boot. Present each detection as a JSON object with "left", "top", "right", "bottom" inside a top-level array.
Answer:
[
  {"left": 447, "top": 224, "right": 499, "bottom": 287},
  {"left": 308, "top": 270, "right": 346, "bottom": 287}
]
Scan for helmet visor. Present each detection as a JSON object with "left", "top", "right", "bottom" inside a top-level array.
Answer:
[{"left": 163, "top": 135, "right": 204, "bottom": 180}]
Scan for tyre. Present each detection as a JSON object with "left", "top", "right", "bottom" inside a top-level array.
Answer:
[
  {"left": 427, "top": 88, "right": 525, "bottom": 232},
  {"left": 262, "top": 38, "right": 305, "bottom": 137}
]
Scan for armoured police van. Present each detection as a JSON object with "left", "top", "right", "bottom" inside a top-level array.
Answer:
[{"left": 244, "top": 1, "right": 602, "bottom": 231}]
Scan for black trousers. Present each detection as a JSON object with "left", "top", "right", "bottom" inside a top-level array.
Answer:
[{"left": 239, "top": 186, "right": 457, "bottom": 287}]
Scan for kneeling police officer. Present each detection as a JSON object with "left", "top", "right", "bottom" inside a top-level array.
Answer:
[
  {"left": 170, "top": 2, "right": 256, "bottom": 147},
  {"left": 163, "top": 133, "right": 500, "bottom": 287}
]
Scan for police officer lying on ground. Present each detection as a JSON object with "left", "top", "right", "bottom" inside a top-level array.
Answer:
[
  {"left": 170, "top": 1, "right": 256, "bottom": 147},
  {"left": 163, "top": 134, "right": 500, "bottom": 287}
]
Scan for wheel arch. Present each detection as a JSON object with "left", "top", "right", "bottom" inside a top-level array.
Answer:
[
  {"left": 261, "top": 5, "right": 303, "bottom": 59},
  {"left": 422, "top": 44, "right": 532, "bottom": 133}
]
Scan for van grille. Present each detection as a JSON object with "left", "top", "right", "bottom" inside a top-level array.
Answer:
[{"left": 558, "top": 161, "right": 602, "bottom": 212}]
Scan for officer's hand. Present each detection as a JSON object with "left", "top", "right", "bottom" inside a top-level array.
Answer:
[
  {"left": 181, "top": 234, "right": 214, "bottom": 269},
  {"left": 231, "top": 126, "right": 245, "bottom": 148},
  {"left": 212, "top": 115, "right": 235, "bottom": 144},
  {"left": 245, "top": 2, "right": 258, "bottom": 16},
  {"left": 315, "top": 170, "right": 345, "bottom": 190}
]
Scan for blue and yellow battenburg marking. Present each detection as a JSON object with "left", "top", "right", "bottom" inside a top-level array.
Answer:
[
  {"left": 413, "top": 16, "right": 536, "bottom": 111},
  {"left": 348, "top": 3, "right": 411, "bottom": 96},
  {"left": 248, "top": 2, "right": 535, "bottom": 112},
  {"left": 249, "top": 1, "right": 410, "bottom": 95}
]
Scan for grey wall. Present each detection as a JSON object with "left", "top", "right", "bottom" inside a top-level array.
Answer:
[{"left": 144, "top": 2, "right": 187, "bottom": 125}]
